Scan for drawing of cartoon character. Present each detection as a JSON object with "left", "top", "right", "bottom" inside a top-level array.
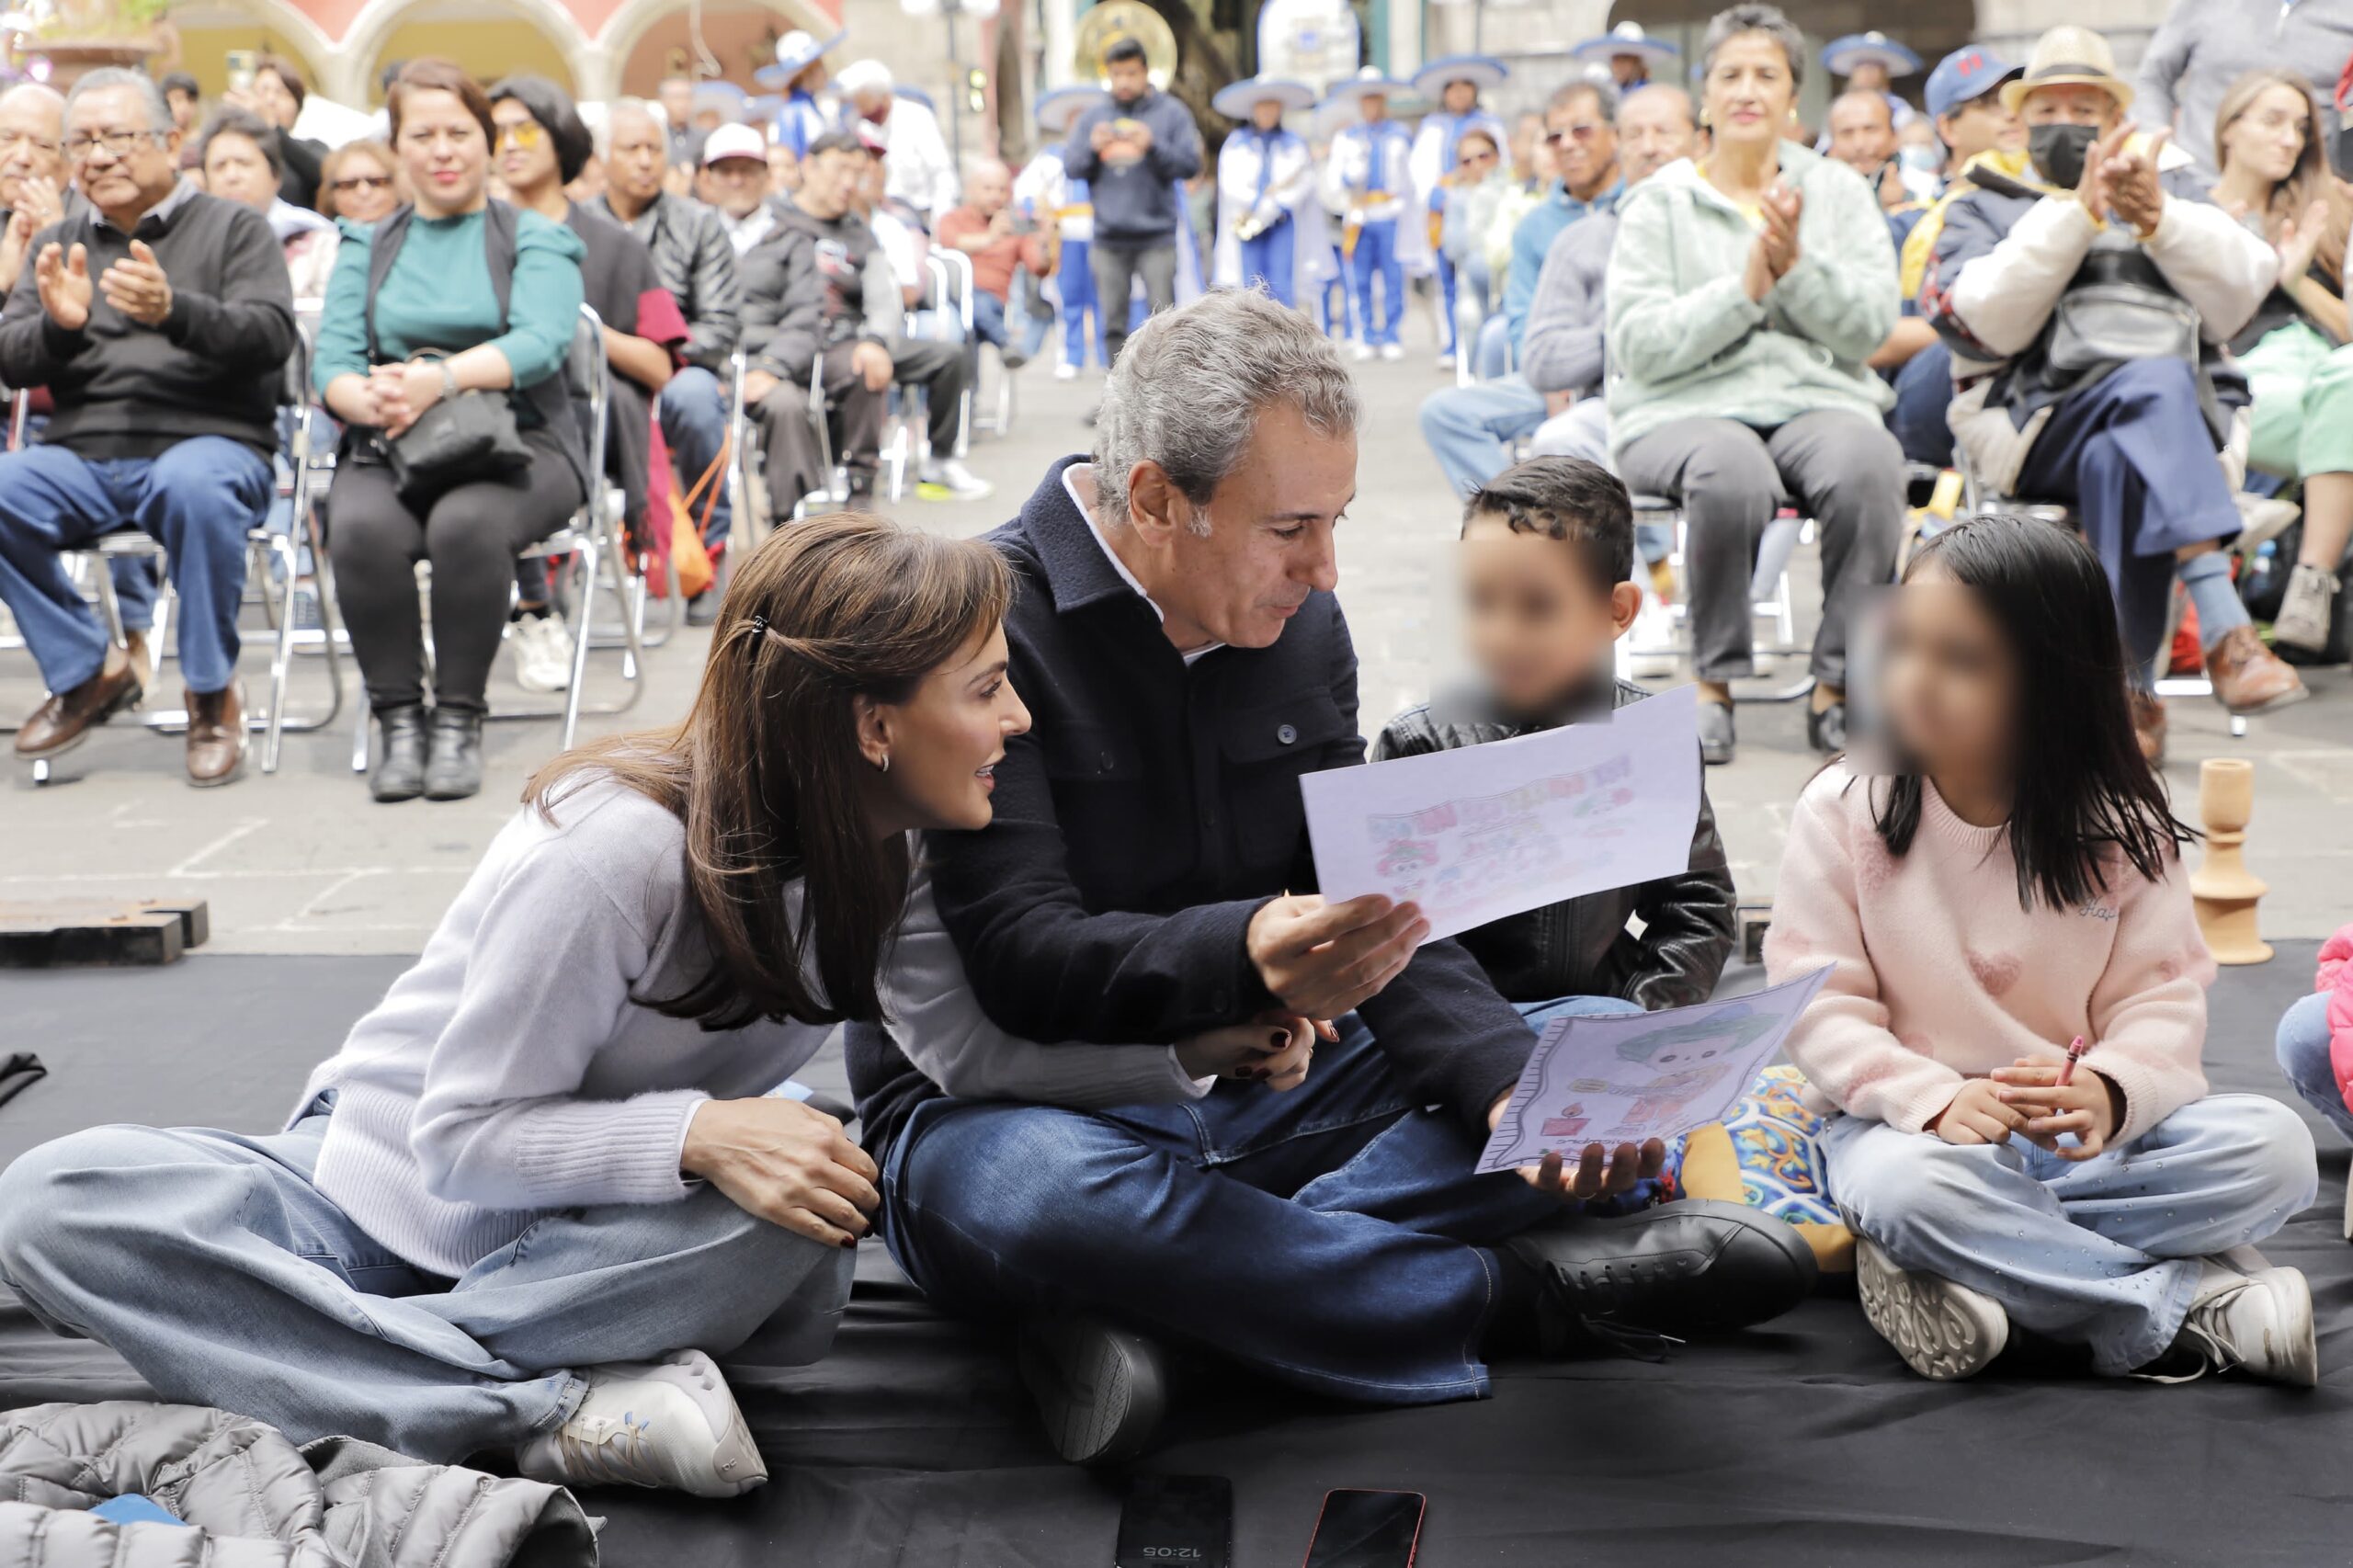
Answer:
[
  {"left": 1622, "top": 1064, "right": 1734, "bottom": 1131},
  {"left": 1376, "top": 839, "right": 1438, "bottom": 878},
  {"left": 1610, "top": 1002, "right": 1779, "bottom": 1065}
]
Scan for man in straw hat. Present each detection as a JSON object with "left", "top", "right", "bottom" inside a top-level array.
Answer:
[
  {"left": 1922, "top": 23, "right": 2306, "bottom": 761},
  {"left": 1209, "top": 75, "right": 1324, "bottom": 309},
  {"left": 1319, "top": 67, "right": 1420, "bottom": 360},
  {"left": 758, "top": 29, "right": 845, "bottom": 159},
  {"left": 1570, "top": 20, "right": 1677, "bottom": 91}
]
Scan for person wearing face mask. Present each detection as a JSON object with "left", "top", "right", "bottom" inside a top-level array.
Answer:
[{"left": 1922, "top": 25, "right": 2308, "bottom": 764}]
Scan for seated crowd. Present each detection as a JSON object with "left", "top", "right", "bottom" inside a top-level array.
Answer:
[
  {"left": 1421, "top": 5, "right": 2347, "bottom": 766},
  {"left": 0, "top": 44, "right": 1015, "bottom": 795}
]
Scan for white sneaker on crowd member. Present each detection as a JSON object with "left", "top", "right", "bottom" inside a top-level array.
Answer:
[
  {"left": 1437, "top": 351, "right": 1456, "bottom": 371},
  {"left": 1854, "top": 1236, "right": 2009, "bottom": 1381},
  {"left": 1378, "top": 342, "right": 1404, "bottom": 361},
  {"left": 2151, "top": 1260, "right": 2319, "bottom": 1387},
  {"left": 515, "top": 1348, "right": 767, "bottom": 1497},
  {"left": 918, "top": 457, "right": 995, "bottom": 500},
  {"left": 2273, "top": 562, "right": 2340, "bottom": 654},
  {"left": 1626, "top": 592, "right": 1678, "bottom": 679},
  {"left": 1349, "top": 342, "right": 1373, "bottom": 362},
  {"left": 509, "top": 609, "right": 573, "bottom": 693},
  {"left": 1054, "top": 361, "right": 1079, "bottom": 381}
]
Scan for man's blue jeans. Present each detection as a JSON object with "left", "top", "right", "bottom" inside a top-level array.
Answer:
[
  {"left": 658, "top": 367, "right": 733, "bottom": 549},
  {"left": 972, "top": 288, "right": 1051, "bottom": 361},
  {"left": 880, "top": 994, "right": 1639, "bottom": 1404},
  {"left": 0, "top": 1102, "right": 854, "bottom": 1460},
  {"left": 1420, "top": 374, "right": 1547, "bottom": 497},
  {"left": 0, "top": 438, "right": 270, "bottom": 696},
  {"left": 1887, "top": 337, "right": 1954, "bottom": 468}
]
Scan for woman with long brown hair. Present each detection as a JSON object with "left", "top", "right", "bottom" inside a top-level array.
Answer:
[
  {"left": 2211, "top": 67, "right": 2353, "bottom": 658},
  {"left": 0, "top": 512, "right": 1309, "bottom": 1496}
]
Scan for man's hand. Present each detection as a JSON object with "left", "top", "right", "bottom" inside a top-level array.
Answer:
[
  {"left": 743, "top": 367, "right": 780, "bottom": 403},
  {"left": 1246, "top": 892, "right": 1427, "bottom": 1020},
  {"left": 1991, "top": 1058, "right": 2123, "bottom": 1161},
  {"left": 681, "top": 1096, "right": 881, "bottom": 1247},
  {"left": 851, "top": 339, "right": 894, "bottom": 392},
  {"left": 1126, "top": 121, "right": 1154, "bottom": 153},
  {"left": 33, "top": 241, "right": 91, "bottom": 330},
  {"left": 2074, "top": 119, "right": 2132, "bottom": 224},
  {"left": 2105, "top": 127, "right": 2168, "bottom": 237},
  {"left": 1089, "top": 122, "right": 1115, "bottom": 153},
  {"left": 97, "top": 239, "right": 171, "bottom": 326},
  {"left": 12, "top": 176, "right": 61, "bottom": 233},
  {"left": 1488, "top": 1091, "right": 1667, "bottom": 1200},
  {"left": 1176, "top": 1010, "right": 1317, "bottom": 1090},
  {"left": 1877, "top": 161, "right": 1908, "bottom": 213},
  {"left": 1925, "top": 1078, "right": 2027, "bottom": 1146}
]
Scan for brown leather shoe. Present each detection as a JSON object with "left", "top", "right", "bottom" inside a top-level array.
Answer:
[
  {"left": 2131, "top": 689, "right": 2167, "bottom": 767},
  {"left": 185, "top": 682, "right": 247, "bottom": 788},
  {"left": 2205, "top": 623, "right": 2309, "bottom": 715},
  {"left": 13, "top": 653, "right": 142, "bottom": 759}
]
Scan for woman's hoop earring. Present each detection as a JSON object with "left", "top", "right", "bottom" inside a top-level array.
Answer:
[{"left": 876, "top": 753, "right": 892, "bottom": 775}]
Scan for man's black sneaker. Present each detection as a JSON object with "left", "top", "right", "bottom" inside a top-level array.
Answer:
[
  {"left": 1506, "top": 1198, "right": 1818, "bottom": 1346},
  {"left": 1017, "top": 1312, "right": 1167, "bottom": 1465}
]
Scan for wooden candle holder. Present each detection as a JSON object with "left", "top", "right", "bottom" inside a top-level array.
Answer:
[{"left": 2189, "top": 757, "right": 2271, "bottom": 966}]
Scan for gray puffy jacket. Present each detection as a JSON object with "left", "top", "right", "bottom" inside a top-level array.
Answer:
[{"left": 0, "top": 1403, "right": 597, "bottom": 1568}]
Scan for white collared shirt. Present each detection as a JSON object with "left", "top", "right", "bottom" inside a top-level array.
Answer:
[{"left": 1062, "top": 462, "right": 1224, "bottom": 664}]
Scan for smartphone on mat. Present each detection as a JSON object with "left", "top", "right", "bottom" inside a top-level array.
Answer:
[
  {"left": 1116, "top": 1474, "right": 1232, "bottom": 1568},
  {"left": 1302, "top": 1489, "right": 1427, "bottom": 1568}
]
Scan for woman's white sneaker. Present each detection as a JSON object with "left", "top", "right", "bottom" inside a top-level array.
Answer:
[
  {"left": 1854, "top": 1236, "right": 2009, "bottom": 1381},
  {"left": 516, "top": 1347, "right": 767, "bottom": 1496}
]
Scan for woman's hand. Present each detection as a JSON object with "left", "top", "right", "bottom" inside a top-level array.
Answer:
[
  {"left": 1743, "top": 231, "right": 1778, "bottom": 302},
  {"left": 2278, "top": 197, "right": 2330, "bottom": 289},
  {"left": 1924, "top": 1077, "right": 2026, "bottom": 1146},
  {"left": 392, "top": 359, "right": 448, "bottom": 433},
  {"left": 1176, "top": 1011, "right": 1319, "bottom": 1090},
  {"left": 1760, "top": 181, "right": 1802, "bottom": 278},
  {"left": 681, "top": 1096, "right": 881, "bottom": 1246},
  {"left": 1991, "top": 1058, "right": 2123, "bottom": 1161}
]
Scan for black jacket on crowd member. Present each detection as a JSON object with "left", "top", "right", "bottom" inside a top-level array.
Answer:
[
  {"left": 273, "top": 128, "right": 327, "bottom": 210},
  {"left": 847, "top": 455, "right": 1540, "bottom": 1160},
  {"left": 1374, "top": 677, "right": 1736, "bottom": 1010},
  {"left": 594, "top": 188, "right": 740, "bottom": 371},
  {"left": 736, "top": 221, "right": 824, "bottom": 384},
  {"left": 778, "top": 199, "right": 899, "bottom": 350},
  {"left": 0, "top": 182, "right": 295, "bottom": 460}
]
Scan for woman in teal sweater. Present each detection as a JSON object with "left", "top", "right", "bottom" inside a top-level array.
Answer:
[
  {"left": 316, "top": 59, "right": 588, "bottom": 804},
  {"left": 1606, "top": 4, "right": 1904, "bottom": 766}
]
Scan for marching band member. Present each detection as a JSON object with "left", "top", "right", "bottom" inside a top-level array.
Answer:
[
  {"left": 1319, "top": 67, "right": 1420, "bottom": 360},
  {"left": 757, "top": 29, "right": 845, "bottom": 159},
  {"left": 1571, "top": 20, "right": 1680, "bottom": 90},
  {"left": 1211, "top": 75, "right": 1326, "bottom": 308},
  {"left": 1017, "top": 85, "right": 1108, "bottom": 378},
  {"left": 1411, "top": 54, "right": 1508, "bottom": 368}
]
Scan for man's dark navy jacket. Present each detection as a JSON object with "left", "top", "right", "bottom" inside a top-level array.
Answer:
[{"left": 847, "top": 456, "right": 1536, "bottom": 1158}]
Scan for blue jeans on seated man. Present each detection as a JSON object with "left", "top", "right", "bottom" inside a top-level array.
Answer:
[
  {"left": 658, "top": 367, "right": 733, "bottom": 550},
  {"left": 0, "top": 437, "right": 271, "bottom": 698},
  {"left": 879, "top": 994, "right": 1643, "bottom": 1406},
  {"left": 1420, "top": 375, "right": 1547, "bottom": 497},
  {"left": 1887, "top": 337, "right": 1955, "bottom": 469},
  {"left": 972, "top": 287, "right": 1052, "bottom": 363},
  {"left": 0, "top": 1100, "right": 854, "bottom": 1460},
  {"left": 2277, "top": 990, "right": 2353, "bottom": 1143}
]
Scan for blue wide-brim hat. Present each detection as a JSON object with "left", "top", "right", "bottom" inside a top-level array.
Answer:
[
  {"left": 755, "top": 28, "right": 846, "bottom": 88},
  {"left": 1036, "top": 84, "right": 1108, "bottom": 135},
  {"left": 1823, "top": 30, "right": 1922, "bottom": 78},
  {"left": 1212, "top": 75, "right": 1317, "bottom": 119},
  {"left": 1411, "top": 53, "right": 1507, "bottom": 100},
  {"left": 1571, "top": 21, "right": 1677, "bottom": 66}
]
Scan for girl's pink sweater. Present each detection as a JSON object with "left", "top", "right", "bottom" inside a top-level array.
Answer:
[{"left": 1764, "top": 763, "right": 2212, "bottom": 1142}]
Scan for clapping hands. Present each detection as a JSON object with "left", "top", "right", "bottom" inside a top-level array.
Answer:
[{"left": 1741, "top": 180, "right": 1803, "bottom": 302}]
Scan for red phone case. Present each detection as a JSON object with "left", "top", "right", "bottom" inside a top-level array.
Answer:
[{"left": 1302, "top": 1488, "right": 1426, "bottom": 1568}]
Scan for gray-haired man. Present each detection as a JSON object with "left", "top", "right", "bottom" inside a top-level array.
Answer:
[{"left": 847, "top": 290, "right": 1813, "bottom": 1465}]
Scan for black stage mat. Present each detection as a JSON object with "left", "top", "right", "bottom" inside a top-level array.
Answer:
[{"left": 3, "top": 949, "right": 2349, "bottom": 1567}]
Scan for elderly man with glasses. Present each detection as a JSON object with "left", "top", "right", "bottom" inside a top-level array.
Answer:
[{"left": 0, "top": 69, "right": 294, "bottom": 785}]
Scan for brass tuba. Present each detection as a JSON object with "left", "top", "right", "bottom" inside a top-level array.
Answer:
[{"left": 1074, "top": 0, "right": 1179, "bottom": 91}]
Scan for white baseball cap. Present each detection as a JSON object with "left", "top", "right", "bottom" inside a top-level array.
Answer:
[{"left": 701, "top": 122, "right": 769, "bottom": 166}]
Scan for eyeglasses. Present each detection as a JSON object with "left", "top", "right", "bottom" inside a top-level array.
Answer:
[
  {"left": 495, "top": 120, "right": 545, "bottom": 151},
  {"left": 64, "top": 129, "right": 165, "bottom": 164},
  {"left": 331, "top": 173, "right": 393, "bottom": 193},
  {"left": 1460, "top": 148, "right": 1498, "bottom": 164},
  {"left": 0, "top": 131, "right": 59, "bottom": 156},
  {"left": 1545, "top": 123, "right": 1608, "bottom": 145}
]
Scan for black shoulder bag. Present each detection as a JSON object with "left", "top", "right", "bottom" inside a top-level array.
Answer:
[{"left": 364, "top": 201, "right": 532, "bottom": 509}]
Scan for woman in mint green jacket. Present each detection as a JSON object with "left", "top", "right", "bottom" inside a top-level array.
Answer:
[{"left": 1607, "top": 4, "right": 1904, "bottom": 765}]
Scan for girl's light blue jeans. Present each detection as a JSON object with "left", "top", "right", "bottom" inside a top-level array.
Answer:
[
  {"left": 2276, "top": 990, "right": 2353, "bottom": 1142},
  {"left": 1823, "top": 1094, "right": 2315, "bottom": 1374},
  {"left": 0, "top": 1101, "right": 854, "bottom": 1460}
]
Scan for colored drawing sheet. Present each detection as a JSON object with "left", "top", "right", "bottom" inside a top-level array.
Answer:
[
  {"left": 1301, "top": 683, "right": 1701, "bottom": 943},
  {"left": 1474, "top": 966, "right": 1834, "bottom": 1174}
]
